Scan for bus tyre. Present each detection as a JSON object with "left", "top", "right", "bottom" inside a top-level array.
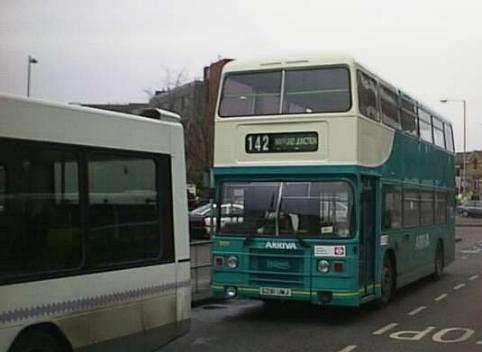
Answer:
[
  {"left": 10, "top": 330, "right": 65, "bottom": 352},
  {"left": 432, "top": 242, "right": 444, "bottom": 281},
  {"left": 374, "top": 255, "right": 395, "bottom": 309}
]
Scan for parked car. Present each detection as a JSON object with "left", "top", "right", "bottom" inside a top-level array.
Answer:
[
  {"left": 191, "top": 203, "right": 244, "bottom": 232},
  {"left": 187, "top": 190, "right": 199, "bottom": 211},
  {"left": 457, "top": 200, "right": 482, "bottom": 217},
  {"left": 188, "top": 212, "right": 208, "bottom": 240}
]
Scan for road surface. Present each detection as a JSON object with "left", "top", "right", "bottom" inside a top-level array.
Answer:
[{"left": 161, "top": 226, "right": 482, "bottom": 352}]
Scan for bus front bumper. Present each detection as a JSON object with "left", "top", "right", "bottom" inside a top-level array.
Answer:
[{"left": 211, "top": 284, "right": 366, "bottom": 306}]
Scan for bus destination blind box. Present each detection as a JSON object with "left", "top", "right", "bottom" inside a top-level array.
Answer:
[{"left": 245, "top": 132, "right": 318, "bottom": 153}]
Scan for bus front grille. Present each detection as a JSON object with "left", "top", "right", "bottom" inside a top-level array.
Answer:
[{"left": 248, "top": 249, "right": 306, "bottom": 288}]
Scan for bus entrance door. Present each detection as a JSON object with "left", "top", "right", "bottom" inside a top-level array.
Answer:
[{"left": 360, "top": 177, "right": 376, "bottom": 297}]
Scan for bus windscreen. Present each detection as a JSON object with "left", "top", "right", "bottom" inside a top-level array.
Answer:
[{"left": 218, "top": 181, "right": 353, "bottom": 238}]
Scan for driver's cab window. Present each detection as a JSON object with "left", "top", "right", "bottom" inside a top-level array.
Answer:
[
  {"left": 280, "top": 182, "right": 352, "bottom": 237},
  {"left": 220, "top": 205, "right": 229, "bottom": 217},
  {"left": 201, "top": 206, "right": 218, "bottom": 218},
  {"left": 219, "top": 204, "right": 244, "bottom": 230},
  {"left": 231, "top": 205, "right": 244, "bottom": 216}
]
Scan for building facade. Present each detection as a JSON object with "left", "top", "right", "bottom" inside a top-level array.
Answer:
[
  {"left": 456, "top": 151, "right": 482, "bottom": 198},
  {"left": 150, "top": 80, "right": 207, "bottom": 187},
  {"left": 149, "top": 59, "right": 231, "bottom": 189}
]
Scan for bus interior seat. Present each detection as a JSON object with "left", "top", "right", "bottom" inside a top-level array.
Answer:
[{"left": 282, "top": 197, "right": 320, "bottom": 234}]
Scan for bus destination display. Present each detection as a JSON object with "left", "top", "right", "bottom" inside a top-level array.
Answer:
[{"left": 245, "top": 132, "right": 318, "bottom": 153}]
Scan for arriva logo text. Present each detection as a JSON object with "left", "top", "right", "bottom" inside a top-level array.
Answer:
[{"left": 264, "top": 241, "right": 297, "bottom": 250}]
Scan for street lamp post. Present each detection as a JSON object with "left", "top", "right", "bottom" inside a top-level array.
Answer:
[
  {"left": 27, "top": 55, "right": 38, "bottom": 97},
  {"left": 440, "top": 99, "right": 467, "bottom": 194}
]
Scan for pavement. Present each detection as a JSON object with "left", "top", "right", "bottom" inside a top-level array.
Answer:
[
  {"left": 456, "top": 216, "right": 482, "bottom": 227},
  {"left": 160, "top": 226, "right": 482, "bottom": 352}
]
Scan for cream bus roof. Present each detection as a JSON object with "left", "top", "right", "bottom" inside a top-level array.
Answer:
[
  {"left": 0, "top": 93, "right": 181, "bottom": 128},
  {"left": 221, "top": 55, "right": 451, "bottom": 126},
  {"left": 0, "top": 93, "right": 184, "bottom": 156},
  {"left": 223, "top": 55, "right": 356, "bottom": 72}
]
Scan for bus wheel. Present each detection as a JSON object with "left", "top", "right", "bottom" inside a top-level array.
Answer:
[
  {"left": 374, "top": 255, "right": 395, "bottom": 308},
  {"left": 432, "top": 242, "right": 444, "bottom": 281},
  {"left": 10, "top": 330, "right": 66, "bottom": 352}
]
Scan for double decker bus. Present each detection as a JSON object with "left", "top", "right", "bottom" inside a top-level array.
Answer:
[
  {"left": 0, "top": 94, "right": 190, "bottom": 351},
  {"left": 210, "top": 56, "right": 455, "bottom": 307}
]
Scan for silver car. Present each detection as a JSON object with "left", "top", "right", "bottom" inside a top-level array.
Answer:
[
  {"left": 191, "top": 203, "right": 244, "bottom": 231},
  {"left": 458, "top": 200, "right": 482, "bottom": 217}
]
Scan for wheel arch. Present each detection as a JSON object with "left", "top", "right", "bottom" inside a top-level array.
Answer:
[
  {"left": 9, "top": 322, "right": 72, "bottom": 352},
  {"left": 384, "top": 248, "right": 397, "bottom": 289},
  {"left": 436, "top": 238, "right": 445, "bottom": 266}
]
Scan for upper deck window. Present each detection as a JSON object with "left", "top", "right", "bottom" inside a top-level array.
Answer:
[
  {"left": 444, "top": 123, "right": 455, "bottom": 152},
  {"left": 219, "top": 67, "right": 351, "bottom": 117},
  {"left": 357, "top": 71, "right": 379, "bottom": 121},
  {"left": 380, "top": 85, "right": 400, "bottom": 129},
  {"left": 419, "top": 108, "right": 433, "bottom": 143},
  {"left": 282, "top": 68, "right": 350, "bottom": 114},
  {"left": 219, "top": 71, "right": 282, "bottom": 117},
  {"left": 400, "top": 95, "right": 418, "bottom": 136},
  {"left": 432, "top": 117, "right": 445, "bottom": 148}
]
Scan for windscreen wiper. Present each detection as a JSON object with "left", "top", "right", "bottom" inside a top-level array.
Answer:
[
  {"left": 294, "top": 235, "right": 309, "bottom": 248},
  {"left": 243, "top": 233, "right": 253, "bottom": 246}
]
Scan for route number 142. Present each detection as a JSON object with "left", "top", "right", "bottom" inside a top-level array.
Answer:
[{"left": 246, "top": 134, "right": 269, "bottom": 153}]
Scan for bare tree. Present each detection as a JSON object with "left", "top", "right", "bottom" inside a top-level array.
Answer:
[{"left": 149, "top": 68, "right": 208, "bottom": 187}]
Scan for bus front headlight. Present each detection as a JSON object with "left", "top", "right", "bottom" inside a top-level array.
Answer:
[
  {"left": 226, "top": 286, "right": 237, "bottom": 298},
  {"left": 226, "top": 256, "right": 238, "bottom": 269},
  {"left": 318, "top": 260, "right": 330, "bottom": 273}
]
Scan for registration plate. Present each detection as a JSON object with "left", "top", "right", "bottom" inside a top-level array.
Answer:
[{"left": 259, "top": 287, "right": 292, "bottom": 297}]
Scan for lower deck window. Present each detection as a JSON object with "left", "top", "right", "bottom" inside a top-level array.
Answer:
[
  {"left": 420, "top": 191, "right": 434, "bottom": 225},
  {"left": 383, "top": 185, "right": 402, "bottom": 230},
  {"left": 0, "top": 142, "right": 81, "bottom": 278},
  {"left": 0, "top": 166, "right": 5, "bottom": 212},
  {"left": 0, "top": 138, "right": 174, "bottom": 284},
  {"left": 403, "top": 189, "right": 420, "bottom": 227},
  {"left": 87, "top": 154, "right": 162, "bottom": 265},
  {"left": 434, "top": 193, "right": 448, "bottom": 224},
  {"left": 219, "top": 181, "right": 353, "bottom": 238}
]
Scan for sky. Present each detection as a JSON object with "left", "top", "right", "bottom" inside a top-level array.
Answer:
[{"left": 1, "top": 0, "right": 481, "bottom": 151}]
